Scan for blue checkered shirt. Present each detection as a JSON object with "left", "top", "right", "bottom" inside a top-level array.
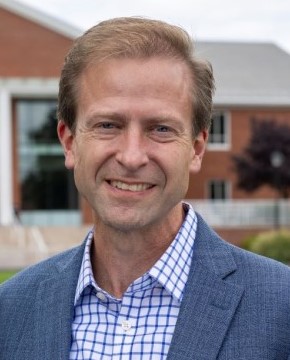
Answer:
[{"left": 70, "top": 204, "right": 197, "bottom": 359}]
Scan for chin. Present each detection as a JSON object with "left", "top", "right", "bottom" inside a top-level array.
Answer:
[{"left": 105, "top": 218, "right": 147, "bottom": 233}]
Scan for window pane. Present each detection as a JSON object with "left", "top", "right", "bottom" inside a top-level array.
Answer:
[
  {"left": 16, "top": 99, "right": 79, "bottom": 211},
  {"left": 209, "top": 113, "right": 226, "bottom": 144},
  {"left": 208, "top": 180, "right": 228, "bottom": 200}
]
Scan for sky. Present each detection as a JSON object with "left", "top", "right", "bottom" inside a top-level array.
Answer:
[{"left": 19, "top": 0, "right": 290, "bottom": 54}]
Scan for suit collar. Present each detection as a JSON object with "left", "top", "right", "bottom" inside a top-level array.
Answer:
[
  {"left": 168, "top": 213, "right": 244, "bottom": 360},
  {"left": 34, "top": 241, "right": 86, "bottom": 360},
  {"left": 193, "top": 213, "right": 238, "bottom": 279}
]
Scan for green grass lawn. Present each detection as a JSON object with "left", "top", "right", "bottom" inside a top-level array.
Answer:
[{"left": 0, "top": 270, "right": 18, "bottom": 284}]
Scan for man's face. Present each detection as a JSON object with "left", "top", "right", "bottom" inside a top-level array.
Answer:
[{"left": 58, "top": 57, "right": 207, "bottom": 233}]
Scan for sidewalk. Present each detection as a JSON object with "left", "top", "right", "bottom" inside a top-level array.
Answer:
[{"left": 0, "top": 225, "right": 91, "bottom": 269}]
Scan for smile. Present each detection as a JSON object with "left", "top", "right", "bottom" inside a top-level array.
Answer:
[{"left": 109, "top": 180, "right": 153, "bottom": 192}]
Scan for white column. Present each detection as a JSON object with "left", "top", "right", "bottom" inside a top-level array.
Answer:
[{"left": 0, "top": 89, "right": 14, "bottom": 225}]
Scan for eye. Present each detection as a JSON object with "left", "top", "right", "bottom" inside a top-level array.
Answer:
[
  {"left": 155, "top": 125, "right": 170, "bottom": 132},
  {"left": 99, "top": 122, "right": 116, "bottom": 129},
  {"left": 94, "top": 121, "right": 121, "bottom": 132},
  {"left": 149, "top": 124, "right": 177, "bottom": 142},
  {"left": 90, "top": 121, "right": 121, "bottom": 138}
]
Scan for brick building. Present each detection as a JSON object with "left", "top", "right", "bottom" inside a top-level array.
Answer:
[
  {"left": 190, "top": 42, "right": 290, "bottom": 202},
  {"left": 1, "top": 0, "right": 290, "bottom": 229},
  {"left": 0, "top": 0, "right": 80, "bottom": 227}
]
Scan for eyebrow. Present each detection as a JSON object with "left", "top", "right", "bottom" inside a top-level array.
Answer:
[{"left": 84, "top": 111, "right": 126, "bottom": 125}]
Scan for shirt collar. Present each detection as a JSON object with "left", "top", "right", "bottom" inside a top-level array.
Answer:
[
  {"left": 74, "top": 230, "right": 96, "bottom": 305},
  {"left": 74, "top": 203, "right": 197, "bottom": 305},
  {"left": 149, "top": 203, "right": 197, "bottom": 302}
]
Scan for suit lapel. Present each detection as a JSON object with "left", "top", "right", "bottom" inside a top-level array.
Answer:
[
  {"left": 167, "top": 214, "right": 244, "bottom": 360},
  {"left": 34, "top": 244, "right": 85, "bottom": 360}
]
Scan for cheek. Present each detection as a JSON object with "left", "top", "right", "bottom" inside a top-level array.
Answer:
[
  {"left": 73, "top": 143, "right": 108, "bottom": 180},
  {"left": 164, "top": 149, "right": 191, "bottom": 182},
  {"left": 70, "top": 145, "right": 89, "bottom": 185},
  {"left": 176, "top": 148, "right": 194, "bottom": 185}
]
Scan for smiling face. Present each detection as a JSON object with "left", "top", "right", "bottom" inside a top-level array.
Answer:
[{"left": 58, "top": 57, "right": 207, "bottom": 234}]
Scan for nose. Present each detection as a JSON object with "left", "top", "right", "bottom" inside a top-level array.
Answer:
[{"left": 115, "top": 128, "right": 149, "bottom": 171}]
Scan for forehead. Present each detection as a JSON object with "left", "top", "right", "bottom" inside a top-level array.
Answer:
[
  {"left": 74, "top": 57, "right": 195, "bottom": 137},
  {"left": 77, "top": 57, "right": 193, "bottom": 106}
]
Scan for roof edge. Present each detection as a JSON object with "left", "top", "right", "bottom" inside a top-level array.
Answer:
[
  {"left": 0, "top": 0, "right": 82, "bottom": 39},
  {"left": 214, "top": 95, "right": 290, "bottom": 107}
]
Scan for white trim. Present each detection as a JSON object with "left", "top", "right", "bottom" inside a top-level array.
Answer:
[
  {"left": 0, "top": 77, "right": 59, "bottom": 225},
  {"left": 0, "top": 77, "right": 59, "bottom": 95},
  {"left": 0, "top": 0, "right": 81, "bottom": 39},
  {"left": 214, "top": 94, "right": 290, "bottom": 107},
  {"left": 187, "top": 199, "right": 290, "bottom": 228},
  {"left": 207, "top": 110, "right": 231, "bottom": 151},
  {"left": 206, "top": 143, "right": 230, "bottom": 151},
  {"left": 0, "top": 89, "right": 14, "bottom": 225}
]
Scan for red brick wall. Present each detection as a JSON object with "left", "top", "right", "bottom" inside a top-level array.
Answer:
[
  {"left": 0, "top": 7, "right": 73, "bottom": 77},
  {"left": 186, "top": 107, "right": 290, "bottom": 200}
]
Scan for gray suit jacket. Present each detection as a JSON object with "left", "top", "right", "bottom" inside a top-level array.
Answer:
[{"left": 1, "top": 214, "right": 290, "bottom": 359}]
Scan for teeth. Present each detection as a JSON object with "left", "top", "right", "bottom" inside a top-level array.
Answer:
[{"left": 111, "top": 181, "right": 151, "bottom": 192}]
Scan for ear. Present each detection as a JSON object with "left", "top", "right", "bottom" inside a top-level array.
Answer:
[
  {"left": 57, "top": 120, "right": 75, "bottom": 169},
  {"left": 189, "top": 130, "right": 208, "bottom": 174}
]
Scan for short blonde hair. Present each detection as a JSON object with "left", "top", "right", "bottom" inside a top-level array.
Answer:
[{"left": 58, "top": 17, "right": 215, "bottom": 136}]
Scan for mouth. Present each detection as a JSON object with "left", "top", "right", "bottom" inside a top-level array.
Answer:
[{"left": 108, "top": 180, "right": 154, "bottom": 192}]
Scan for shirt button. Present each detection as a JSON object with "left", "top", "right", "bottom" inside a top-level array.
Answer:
[
  {"left": 121, "top": 320, "right": 132, "bottom": 332},
  {"left": 96, "top": 292, "right": 106, "bottom": 301}
]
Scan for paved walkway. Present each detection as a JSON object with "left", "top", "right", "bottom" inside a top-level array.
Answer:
[{"left": 0, "top": 225, "right": 90, "bottom": 269}]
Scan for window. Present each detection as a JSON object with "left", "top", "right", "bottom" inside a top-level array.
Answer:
[
  {"left": 15, "top": 99, "right": 80, "bottom": 225},
  {"left": 208, "top": 111, "right": 230, "bottom": 150},
  {"left": 208, "top": 180, "right": 230, "bottom": 200}
]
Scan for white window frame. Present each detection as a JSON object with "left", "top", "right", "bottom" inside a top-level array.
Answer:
[
  {"left": 207, "top": 110, "right": 231, "bottom": 151},
  {"left": 0, "top": 78, "right": 81, "bottom": 226}
]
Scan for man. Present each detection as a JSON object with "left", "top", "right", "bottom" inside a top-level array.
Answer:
[{"left": 1, "top": 17, "right": 290, "bottom": 360}]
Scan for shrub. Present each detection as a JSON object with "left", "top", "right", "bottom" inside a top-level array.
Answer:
[
  {"left": 0, "top": 270, "right": 18, "bottom": 284},
  {"left": 242, "top": 230, "right": 290, "bottom": 264}
]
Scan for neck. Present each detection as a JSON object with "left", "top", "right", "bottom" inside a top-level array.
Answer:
[{"left": 91, "top": 206, "right": 185, "bottom": 298}]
